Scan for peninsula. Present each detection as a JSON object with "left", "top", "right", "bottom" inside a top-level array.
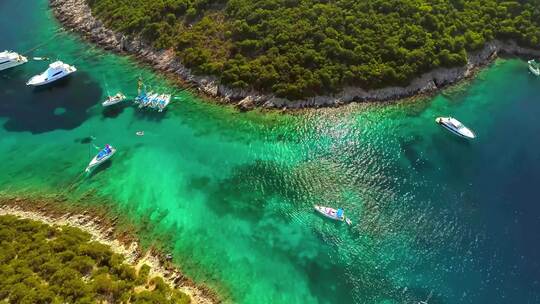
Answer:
[
  {"left": 51, "top": 0, "right": 540, "bottom": 109},
  {"left": 0, "top": 197, "right": 218, "bottom": 304}
]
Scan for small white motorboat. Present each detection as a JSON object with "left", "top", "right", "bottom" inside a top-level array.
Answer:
[
  {"left": 102, "top": 93, "right": 126, "bottom": 107},
  {"left": 27, "top": 61, "right": 76, "bottom": 86},
  {"left": 529, "top": 59, "right": 540, "bottom": 76},
  {"left": 136, "top": 131, "right": 144, "bottom": 136},
  {"left": 0, "top": 50, "right": 28, "bottom": 71},
  {"left": 436, "top": 117, "right": 476, "bottom": 139},
  {"left": 33, "top": 57, "right": 50, "bottom": 61},
  {"left": 85, "top": 144, "right": 116, "bottom": 172},
  {"left": 314, "top": 205, "right": 352, "bottom": 225}
]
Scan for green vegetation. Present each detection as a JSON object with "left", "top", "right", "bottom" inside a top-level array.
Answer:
[
  {"left": 88, "top": 0, "right": 540, "bottom": 99},
  {"left": 0, "top": 215, "right": 190, "bottom": 304}
]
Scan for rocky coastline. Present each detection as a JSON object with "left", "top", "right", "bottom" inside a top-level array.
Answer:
[
  {"left": 49, "top": 0, "right": 540, "bottom": 110},
  {"left": 0, "top": 195, "right": 220, "bottom": 304}
]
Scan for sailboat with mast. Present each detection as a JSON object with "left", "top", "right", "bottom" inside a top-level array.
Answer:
[
  {"left": 85, "top": 144, "right": 116, "bottom": 172},
  {"left": 101, "top": 78, "right": 126, "bottom": 106}
]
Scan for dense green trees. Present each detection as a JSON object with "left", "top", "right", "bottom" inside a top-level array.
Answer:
[
  {"left": 0, "top": 215, "right": 189, "bottom": 304},
  {"left": 88, "top": 0, "right": 540, "bottom": 99}
]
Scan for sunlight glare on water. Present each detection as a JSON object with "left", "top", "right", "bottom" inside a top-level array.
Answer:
[{"left": 1, "top": 1, "right": 540, "bottom": 303}]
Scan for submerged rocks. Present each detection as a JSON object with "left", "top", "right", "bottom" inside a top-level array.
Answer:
[{"left": 49, "top": 0, "right": 540, "bottom": 110}]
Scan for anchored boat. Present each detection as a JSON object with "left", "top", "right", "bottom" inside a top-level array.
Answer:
[
  {"left": 157, "top": 94, "right": 171, "bottom": 112},
  {"left": 85, "top": 144, "right": 116, "bottom": 172},
  {"left": 529, "top": 59, "right": 540, "bottom": 76},
  {"left": 134, "top": 77, "right": 172, "bottom": 112},
  {"left": 314, "top": 205, "right": 352, "bottom": 225},
  {"left": 0, "top": 50, "right": 28, "bottom": 71},
  {"left": 138, "top": 92, "right": 157, "bottom": 108},
  {"left": 27, "top": 61, "right": 76, "bottom": 86},
  {"left": 436, "top": 117, "right": 476, "bottom": 139},
  {"left": 102, "top": 93, "right": 126, "bottom": 107}
]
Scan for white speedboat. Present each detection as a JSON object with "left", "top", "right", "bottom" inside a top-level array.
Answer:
[
  {"left": 85, "top": 144, "right": 116, "bottom": 172},
  {"left": 26, "top": 61, "right": 76, "bottom": 86},
  {"left": 529, "top": 60, "right": 540, "bottom": 76},
  {"left": 0, "top": 50, "right": 28, "bottom": 71},
  {"left": 436, "top": 117, "right": 476, "bottom": 139},
  {"left": 102, "top": 93, "right": 126, "bottom": 107},
  {"left": 314, "top": 205, "right": 352, "bottom": 225}
]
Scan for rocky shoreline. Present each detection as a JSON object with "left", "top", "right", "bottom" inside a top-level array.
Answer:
[
  {"left": 0, "top": 196, "right": 220, "bottom": 304},
  {"left": 49, "top": 0, "right": 540, "bottom": 110}
]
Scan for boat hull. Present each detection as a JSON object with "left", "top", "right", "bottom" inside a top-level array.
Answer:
[
  {"left": 529, "top": 65, "right": 540, "bottom": 76},
  {"left": 85, "top": 148, "right": 116, "bottom": 172},
  {"left": 102, "top": 94, "right": 126, "bottom": 107},
  {"left": 27, "top": 70, "right": 75, "bottom": 86},
  {"left": 0, "top": 58, "right": 27, "bottom": 71},
  {"left": 436, "top": 117, "right": 475, "bottom": 139},
  {"left": 27, "top": 62, "right": 77, "bottom": 86},
  {"left": 314, "top": 205, "right": 344, "bottom": 221}
]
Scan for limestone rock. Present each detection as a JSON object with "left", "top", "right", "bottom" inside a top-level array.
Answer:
[{"left": 49, "top": 0, "right": 540, "bottom": 110}]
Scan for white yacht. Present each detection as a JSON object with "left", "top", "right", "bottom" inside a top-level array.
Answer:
[
  {"left": 436, "top": 117, "right": 476, "bottom": 139},
  {"left": 529, "top": 60, "right": 540, "bottom": 76},
  {"left": 26, "top": 61, "right": 76, "bottom": 86},
  {"left": 0, "top": 50, "right": 28, "bottom": 71},
  {"left": 85, "top": 144, "right": 116, "bottom": 172}
]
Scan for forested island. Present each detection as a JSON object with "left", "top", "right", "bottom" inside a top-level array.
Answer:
[
  {"left": 0, "top": 215, "right": 190, "bottom": 303},
  {"left": 84, "top": 0, "right": 540, "bottom": 101}
]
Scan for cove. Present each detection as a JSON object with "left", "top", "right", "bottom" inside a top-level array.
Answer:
[{"left": 1, "top": 1, "right": 540, "bottom": 303}]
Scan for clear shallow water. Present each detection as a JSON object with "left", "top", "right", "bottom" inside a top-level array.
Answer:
[{"left": 1, "top": 1, "right": 540, "bottom": 303}]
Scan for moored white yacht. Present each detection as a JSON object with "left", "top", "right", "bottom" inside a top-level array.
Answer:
[
  {"left": 0, "top": 50, "right": 28, "bottom": 71},
  {"left": 436, "top": 117, "right": 476, "bottom": 139},
  {"left": 26, "top": 61, "right": 76, "bottom": 86},
  {"left": 529, "top": 59, "right": 540, "bottom": 76},
  {"left": 85, "top": 144, "right": 116, "bottom": 172}
]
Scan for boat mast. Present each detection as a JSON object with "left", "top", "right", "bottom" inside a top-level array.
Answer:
[{"left": 137, "top": 76, "right": 146, "bottom": 96}]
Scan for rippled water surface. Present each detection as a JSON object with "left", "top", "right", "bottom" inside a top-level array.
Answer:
[{"left": 1, "top": 1, "right": 540, "bottom": 303}]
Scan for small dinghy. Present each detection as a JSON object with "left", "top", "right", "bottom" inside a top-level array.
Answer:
[
  {"left": 85, "top": 144, "right": 116, "bottom": 172},
  {"left": 102, "top": 93, "right": 126, "bottom": 107},
  {"left": 33, "top": 57, "right": 50, "bottom": 61},
  {"left": 136, "top": 131, "right": 144, "bottom": 136},
  {"left": 314, "top": 205, "right": 352, "bottom": 225},
  {"left": 436, "top": 117, "right": 475, "bottom": 139},
  {"left": 27, "top": 61, "right": 76, "bottom": 86}
]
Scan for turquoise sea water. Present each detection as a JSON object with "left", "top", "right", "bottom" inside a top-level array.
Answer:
[{"left": 2, "top": 1, "right": 540, "bottom": 303}]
